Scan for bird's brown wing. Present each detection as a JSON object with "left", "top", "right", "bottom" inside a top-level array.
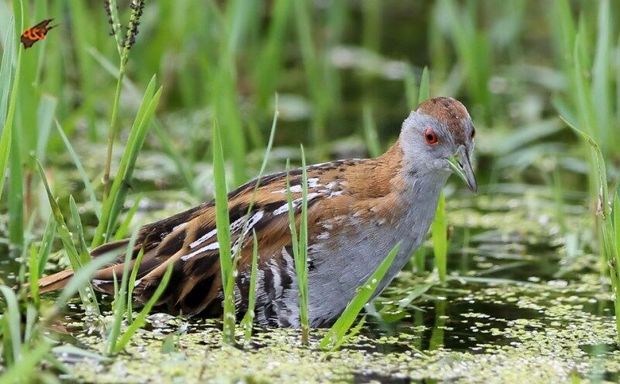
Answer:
[{"left": 40, "top": 169, "right": 322, "bottom": 315}]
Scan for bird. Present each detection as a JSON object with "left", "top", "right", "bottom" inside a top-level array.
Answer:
[{"left": 39, "top": 96, "right": 477, "bottom": 328}]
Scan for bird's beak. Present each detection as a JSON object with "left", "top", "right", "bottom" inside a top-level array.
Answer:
[{"left": 447, "top": 145, "right": 477, "bottom": 193}]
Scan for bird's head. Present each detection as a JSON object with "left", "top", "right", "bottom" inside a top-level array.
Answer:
[{"left": 399, "top": 96, "right": 477, "bottom": 192}]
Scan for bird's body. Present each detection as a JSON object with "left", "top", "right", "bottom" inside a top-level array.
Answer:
[{"left": 39, "top": 97, "right": 477, "bottom": 327}]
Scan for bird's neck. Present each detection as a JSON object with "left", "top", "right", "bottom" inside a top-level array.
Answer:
[
  {"left": 341, "top": 140, "right": 449, "bottom": 204},
  {"left": 378, "top": 140, "right": 450, "bottom": 198}
]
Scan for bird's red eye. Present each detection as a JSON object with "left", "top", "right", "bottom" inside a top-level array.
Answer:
[{"left": 424, "top": 128, "right": 438, "bottom": 145}]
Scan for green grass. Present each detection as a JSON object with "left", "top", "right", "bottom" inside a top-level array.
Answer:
[
  {"left": 551, "top": 0, "right": 620, "bottom": 281},
  {"left": 285, "top": 150, "right": 310, "bottom": 344},
  {"left": 320, "top": 242, "right": 401, "bottom": 351},
  {"left": 36, "top": 159, "right": 100, "bottom": 314},
  {"left": 431, "top": 193, "right": 448, "bottom": 282},
  {"left": 92, "top": 75, "right": 163, "bottom": 247},
  {"left": 111, "top": 263, "right": 173, "bottom": 354},
  {"left": 106, "top": 230, "right": 139, "bottom": 354},
  {"left": 102, "top": 0, "right": 146, "bottom": 199},
  {"left": 0, "top": 15, "right": 18, "bottom": 216},
  {"left": 240, "top": 231, "right": 259, "bottom": 341},
  {"left": 212, "top": 115, "right": 236, "bottom": 344},
  {"left": 562, "top": 118, "right": 620, "bottom": 342}
]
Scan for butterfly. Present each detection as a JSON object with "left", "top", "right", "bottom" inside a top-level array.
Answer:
[{"left": 20, "top": 19, "right": 56, "bottom": 49}]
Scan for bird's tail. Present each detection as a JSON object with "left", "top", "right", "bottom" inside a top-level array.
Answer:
[
  {"left": 37, "top": 235, "right": 182, "bottom": 309},
  {"left": 38, "top": 239, "right": 135, "bottom": 295},
  {"left": 39, "top": 269, "right": 75, "bottom": 293}
]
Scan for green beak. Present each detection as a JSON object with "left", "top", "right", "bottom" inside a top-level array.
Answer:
[{"left": 447, "top": 145, "right": 477, "bottom": 192}]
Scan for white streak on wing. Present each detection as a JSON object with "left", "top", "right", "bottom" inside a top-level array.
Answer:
[
  {"left": 273, "top": 203, "right": 290, "bottom": 215},
  {"left": 189, "top": 215, "right": 248, "bottom": 249},
  {"left": 231, "top": 210, "right": 265, "bottom": 256},
  {"left": 181, "top": 241, "right": 220, "bottom": 261},
  {"left": 273, "top": 193, "right": 321, "bottom": 216},
  {"left": 185, "top": 211, "right": 266, "bottom": 261},
  {"left": 329, "top": 191, "right": 343, "bottom": 197},
  {"left": 270, "top": 183, "right": 316, "bottom": 195},
  {"left": 306, "top": 192, "right": 319, "bottom": 201},
  {"left": 246, "top": 210, "right": 264, "bottom": 229},
  {"left": 189, "top": 228, "right": 217, "bottom": 249},
  {"left": 231, "top": 240, "right": 241, "bottom": 256},
  {"left": 307, "top": 178, "right": 320, "bottom": 188},
  {"left": 229, "top": 216, "right": 246, "bottom": 233}
]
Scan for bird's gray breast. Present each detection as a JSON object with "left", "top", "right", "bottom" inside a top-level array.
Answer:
[{"left": 306, "top": 174, "right": 447, "bottom": 327}]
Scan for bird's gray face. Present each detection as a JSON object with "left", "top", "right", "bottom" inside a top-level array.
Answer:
[{"left": 400, "top": 106, "right": 477, "bottom": 192}]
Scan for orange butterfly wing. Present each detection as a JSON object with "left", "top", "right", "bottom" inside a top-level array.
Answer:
[{"left": 20, "top": 19, "right": 55, "bottom": 49}]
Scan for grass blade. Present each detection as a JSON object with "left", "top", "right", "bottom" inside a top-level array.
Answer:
[
  {"left": 404, "top": 65, "right": 418, "bottom": 109},
  {"left": 0, "top": 17, "right": 18, "bottom": 201},
  {"left": 0, "top": 286, "right": 22, "bottom": 363},
  {"left": 212, "top": 116, "right": 236, "bottom": 344},
  {"left": 0, "top": 342, "right": 51, "bottom": 384},
  {"left": 55, "top": 121, "right": 100, "bottom": 219},
  {"left": 126, "top": 248, "right": 145, "bottom": 323},
  {"left": 284, "top": 151, "right": 310, "bottom": 344},
  {"left": 362, "top": 103, "right": 381, "bottom": 158},
  {"left": 114, "top": 195, "right": 143, "bottom": 241},
  {"left": 431, "top": 192, "right": 448, "bottom": 282},
  {"left": 36, "top": 216, "right": 56, "bottom": 277},
  {"left": 36, "top": 159, "right": 100, "bottom": 314},
  {"left": 107, "top": 230, "right": 139, "bottom": 355},
  {"left": 68, "top": 196, "right": 90, "bottom": 265},
  {"left": 418, "top": 66, "right": 430, "bottom": 102},
  {"left": 53, "top": 252, "right": 118, "bottom": 312},
  {"left": 561, "top": 116, "right": 620, "bottom": 340},
  {"left": 113, "top": 263, "right": 173, "bottom": 353},
  {"left": 297, "top": 145, "right": 310, "bottom": 343},
  {"left": 614, "top": 190, "right": 620, "bottom": 262},
  {"left": 93, "top": 76, "right": 162, "bottom": 247},
  {"left": 28, "top": 246, "right": 40, "bottom": 307},
  {"left": 241, "top": 231, "right": 259, "bottom": 341},
  {"left": 320, "top": 242, "right": 401, "bottom": 351}
]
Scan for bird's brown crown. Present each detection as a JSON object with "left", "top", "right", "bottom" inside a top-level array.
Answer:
[{"left": 417, "top": 97, "right": 471, "bottom": 144}]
